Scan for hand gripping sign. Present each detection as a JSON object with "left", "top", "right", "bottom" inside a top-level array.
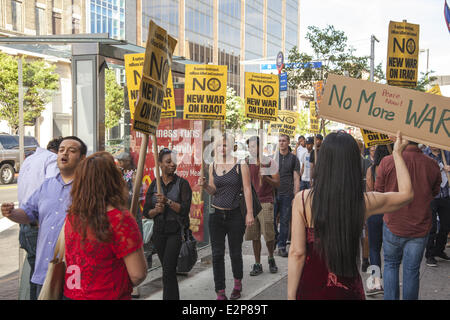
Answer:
[
  {"left": 245, "top": 72, "right": 279, "bottom": 121},
  {"left": 320, "top": 74, "right": 450, "bottom": 151},
  {"left": 183, "top": 64, "right": 227, "bottom": 121}
]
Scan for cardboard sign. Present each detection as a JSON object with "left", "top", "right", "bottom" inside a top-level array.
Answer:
[
  {"left": 183, "top": 64, "right": 227, "bottom": 121},
  {"left": 309, "top": 101, "right": 320, "bottom": 134},
  {"left": 133, "top": 20, "right": 177, "bottom": 135},
  {"left": 320, "top": 74, "right": 450, "bottom": 150},
  {"left": 360, "top": 128, "right": 393, "bottom": 148},
  {"left": 268, "top": 110, "right": 299, "bottom": 137},
  {"left": 387, "top": 21, "right": 420, "bottom": 87},
  {"left": 125, "top": 53, "right": 176, "bottom": 120},
  {"left": 245, "top": 72, "right": 279, "bottom": 121}
]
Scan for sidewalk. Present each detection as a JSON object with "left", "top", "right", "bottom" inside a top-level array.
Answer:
[{"left": 137, "top": 244, "right": 450, "bottom": 300}]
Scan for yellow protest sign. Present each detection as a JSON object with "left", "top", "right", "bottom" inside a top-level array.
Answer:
[
  {"left": 387, "top": 20, "right": 420, "bottom": 88},
  {"left": 426, "top": 85, "right": 442, "bottom": 96},
  {"left": 268, "top": 110, "right": 299, "bottom": 137},
  {"left": 183, "top": 64, "right": 227, "bottom": 121},
  {"left": 245, "top": 72, "right": 279, "bottom": 121},
  {"left": 309, "top": 101, "right": 319, "bottom": 134},
  {"left": 133, "top": 20, "right": 177, "bottom": 135},
  {"left": 360, "top": 129, "right": 393, "bottom": 148},
  {"left": 125, "top": 54, "right": 176, "bottom": 120}
]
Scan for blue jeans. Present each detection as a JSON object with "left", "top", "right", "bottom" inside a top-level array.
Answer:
[
  {"left": 367, "top": 214, "right": 384, "bottom": 268},
  {"left": 273, "top": 194, "right": 293, "bottom": 250},
  {"left": 383, "top": 224, "right": 428, "bottom": 300},
  {"left": 300, "top": 180, "right": 310, "bottom": 191}
]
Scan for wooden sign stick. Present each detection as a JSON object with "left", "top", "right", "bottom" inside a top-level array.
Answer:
[
  {"left": 130, "top": 134, "right": 149, "bottom": 217},
  {"left": 151, "top": 134, "right": 162, "bottom": 194},
  {"left": 441, "top": 150, "right": 450, "bottom": 182}
]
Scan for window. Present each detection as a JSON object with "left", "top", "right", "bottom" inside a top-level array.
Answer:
[
  {"left": 35, "top": 7, "right": 46, "bottom": 35},
  {"left": 52, "top": 12, "right": 61, "bottom": 34},
  {"left": 12, "top": 0, "right": 23, "bottom": 32},
  {"left": 72, "top": 18, "right": 80, "bottom": 34}
]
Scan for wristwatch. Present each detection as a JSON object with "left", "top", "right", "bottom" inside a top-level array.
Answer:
[{"left": 167, "top": 199, "right": 173, "bottom": 206}]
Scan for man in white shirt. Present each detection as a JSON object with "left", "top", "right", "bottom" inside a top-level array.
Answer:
[
  {"left": 300, "top": 137, "right": 314, "bottom": 190},
  {"left": 295, "top": 136, "right": 307, "bottom": 161},
  {"left": 17, "top": 137, "right": 62, "bottom": 300}
]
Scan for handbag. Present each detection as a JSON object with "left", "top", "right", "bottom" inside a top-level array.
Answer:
[
  {"left": 175, "top": 218, "right": 198, "bottom": 274},
  {"left": 238, "top": 163, "right": 262, "bottom": 218},
  {"left": 142, "top": 218, "right": 154, "bottom": 245},
  {"left": 38, "top": 222, "right": 66, "bottom": 300}
]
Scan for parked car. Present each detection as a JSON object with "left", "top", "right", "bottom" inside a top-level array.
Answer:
[{"left": 0, "top": 134, "right": 39, "bottom": 184}]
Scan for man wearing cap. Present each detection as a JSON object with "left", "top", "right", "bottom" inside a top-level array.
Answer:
[{"left": 300, "top": 137, "right": 314, "bottom": 190}]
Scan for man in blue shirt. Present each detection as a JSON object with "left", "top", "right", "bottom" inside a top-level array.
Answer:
[
  {"left": 423, "top": 146, "right": 450, "bottom": 267},
  {"left": 1, "top": 136, "right": 86, "bottom": 298},
  {"left": 17, "top": 137, "right": 62, "bottom": 300}
]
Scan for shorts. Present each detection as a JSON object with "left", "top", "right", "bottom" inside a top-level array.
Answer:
[{"left": 245, "top": 202, "right": 275, "bottom": 242}]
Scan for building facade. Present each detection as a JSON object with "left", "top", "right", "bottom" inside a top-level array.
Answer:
[
  {"left": 85, "top": 0, "right": 125, "bottom": 39},
  {"left": 0, "top": 0, "right": 86, "bottom": 36},
  {"left": 131, "top": 0, "right": 301, "bottom": 109},
  {"left": 0, "top": 0, "right": 85, "bottom": 145}
]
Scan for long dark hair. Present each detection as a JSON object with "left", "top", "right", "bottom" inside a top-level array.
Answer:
[
  {"left": 370, "top": 144, "right": 391, "bottom": 178},
  {"left": 309, "top": 132, "right": 365, "bottom": 278},
  {"left": 68, "top": 152, "right": 128, "bottom": 242}
]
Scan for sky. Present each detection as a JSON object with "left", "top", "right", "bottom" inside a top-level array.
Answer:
[{"left": 299, "top": 0, "right": 450, "bottom": 94}]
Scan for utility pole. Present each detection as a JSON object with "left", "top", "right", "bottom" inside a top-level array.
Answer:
[{"left": 370, "top": 35, "right": 379, "bottom": 82}]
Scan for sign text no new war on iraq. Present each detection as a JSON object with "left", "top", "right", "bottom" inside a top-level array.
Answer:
[
  {"left": 320, "top": 74, "right": 450, "bottom": 150},
  {"left": 133, "top": 20, "right": 177, "bottom": 135},
  {"left": 269, "top": 110, "right": 299, "bottom": 137},
  {"left": 124, "top": 53, "right": 176, "bottom": 120},
  {"left": 245, "top": 72, "right": 279, "bottom": 121},
  {"left": 387, "top": 20, "right": 419, "bottom": 87},
  {"left": 183, "top": 64, "right": 227, "bottom": 121}
]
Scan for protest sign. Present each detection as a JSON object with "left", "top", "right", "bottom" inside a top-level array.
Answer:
[
  {"left": 269, "top": 110, "right": 299, "bottom": 137},
  {"left": 245, "top": 72, "right": 279, "bottom": 121},
  {"left": 360, "top": 128, "right": 393, "bottom": 148},
  {"left": 183, "top": 64, "right": 227, "bottom": 121},
  {"left": 320, "top": 74, "right": 450, "bottom": 150},
  {"left": 387, "top": 20, "right": 420, "bottom": 87},
  {"left": 130, "top": 20, "right": 177, "bottom": 217},
  {"left": 125, "top": 53, "right": 177, "bottom": 119},
  {"left": 309, "top": 101, "right": 320, "bottom": 134},
  {"left": 133, "top": 21, "right": 177, "bottom": 135}
]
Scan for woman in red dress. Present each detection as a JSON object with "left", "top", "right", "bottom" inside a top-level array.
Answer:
[
  {"left": 288, "top": 131, "right": 413, "bottom": 300},
  {"left": 64, "top": 152, "right": 147, "bottom": 300}
]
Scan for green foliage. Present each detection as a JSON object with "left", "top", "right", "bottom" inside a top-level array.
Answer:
[
  {"left": 105, "top": 69, "right": 125, "bottom": 129},
  {"left": 414, "top": 71, "right": 437, "bottom": 92},
  {"left": 295, "top": 108, "right": 310, "bottom": 136},
  {"left": 285, "top": 25, "right": 371, "bottom": 92},
  {"left": 0, "top": 52, "right": 59, "bottom": 133},
  {"left": 225, "top": 86, "right": 250, "bottom": 132}
]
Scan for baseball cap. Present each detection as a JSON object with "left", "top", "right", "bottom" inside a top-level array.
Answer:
[{"left": 306, "top": 137, "right": 314, "bottom": 145}]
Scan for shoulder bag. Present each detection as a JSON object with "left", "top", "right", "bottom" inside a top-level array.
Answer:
[{"left": 38, "top": 221, "right": 66, "bottom": 300}]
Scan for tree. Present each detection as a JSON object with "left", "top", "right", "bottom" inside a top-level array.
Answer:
[
  {"left": 295, "top": 108, "right": 310, "bottom": 137},
  {"left": 105, "top": 68, "right": 124, "bottom": 129},
  {"left": 225, "top": 86, "right": 250, "bottom": 132},
  {"left": 413, "top": 71, "right": 437, "bottom": 92},
  {"left": 285, "top": 25, "right": 373, "bottom": 136},
  {"left": 0, "top": 52, "right": 59, "bottom": 133}
]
